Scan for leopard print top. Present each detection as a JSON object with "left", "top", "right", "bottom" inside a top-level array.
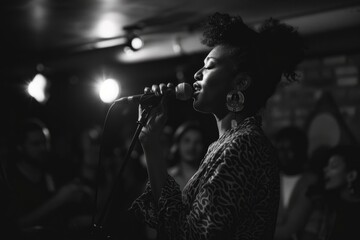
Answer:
[{"left": 130, "top": 116, "right": 280, "bottom": 240}]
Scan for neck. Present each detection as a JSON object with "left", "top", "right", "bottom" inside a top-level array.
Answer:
[
  {"left": 179, "top": 161, "right": 197, "bottom": 177},
  {"left": 215, "top": 111, "right": 249, "bottom": 137}
]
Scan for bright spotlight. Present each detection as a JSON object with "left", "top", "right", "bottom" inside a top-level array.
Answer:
[
  {"left": 130, "top": 36, "right": 143, "bottom": 51},
  {"left": 98, "top": 78, "right": 120, "bottom": 103},
  {"left": 95, "top": 13, "right": 122, "bottom": 39},
  {"left": 27, "top": 73, "right": 48, "bottom": 103}
]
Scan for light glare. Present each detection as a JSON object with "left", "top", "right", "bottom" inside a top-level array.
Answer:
[
  {"left": 131, "top": 37, "right": 143, "bottom": 50},
  {"left": 95, "top": 13, "right": 121, "bottom": 39},
  {"left": 99, "top": 79, "right": 120, "bottom": 103},
  {"left": 27, "top": 73, "right": 48, "bottom": 103}
]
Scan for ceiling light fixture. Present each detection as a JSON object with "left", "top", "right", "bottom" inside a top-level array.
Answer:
[{"left": 126, "top": 33, "right": 143, "bottom": 51}]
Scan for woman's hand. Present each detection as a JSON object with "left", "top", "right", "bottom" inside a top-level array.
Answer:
[
  {"left": 137, "top": 83, "right": 174, "bottom": 201},
  {"left": 138, "top": 82, "right": 174, "bottom": 146}
]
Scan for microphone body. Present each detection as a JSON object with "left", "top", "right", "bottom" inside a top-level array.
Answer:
[{"left": 115, "top": 82, "right": 193, "bottom": 106}]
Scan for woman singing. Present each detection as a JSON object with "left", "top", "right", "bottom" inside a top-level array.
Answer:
[{"left": 130, "top": 12, "right": 305, "bottom": 240}]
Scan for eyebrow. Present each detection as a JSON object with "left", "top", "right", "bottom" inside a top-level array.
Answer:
[{"left": 204, "top": 56, "right": 216, "bottom": 64}]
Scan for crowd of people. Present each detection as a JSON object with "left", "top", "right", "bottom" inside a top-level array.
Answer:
[
  {"left": 0, "top": 118, "right": 95, "bottom": 240},
  {"left": 0, "top": 11, "right": 359, "bottom": 240},
  {"left": 0, "top": 117, "right": 208, "bottom": 240}
]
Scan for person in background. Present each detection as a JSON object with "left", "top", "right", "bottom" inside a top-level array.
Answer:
[
  {"left": 78, "top": 122, "right": 150, "bottom": 240},
  {"left": 167, "top": 121, "right": 206, "bottom": 191},
  {"left": 4, "top": 118, "right": 93, "bottom": 240},
  {"left": 0, "top": 127, "right": 22, "bottom": 240},
  {"left": 274, "top": 126, "right": 318, "bottom": 240},
  {"left": 301, "top": 145, "right": 360, "bottom": 240},
  {"left": 130, "top": 12, "right": 305, "bottom": 239}
]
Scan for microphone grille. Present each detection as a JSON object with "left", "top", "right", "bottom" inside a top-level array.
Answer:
[{"left": 175, "top": 83, "right": 194, "bottom": 101}]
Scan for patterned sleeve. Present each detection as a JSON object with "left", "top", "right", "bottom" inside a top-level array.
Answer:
[
  {"left": 130, "top": 174, "right": 183, "bottom": 230},
  {"left": 130, "top": 136, "right": 269, "bottom": 240}
]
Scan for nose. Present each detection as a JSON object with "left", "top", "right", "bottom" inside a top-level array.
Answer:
[{"left": 194, "top": 68, "right": 203, "bottom": 81}]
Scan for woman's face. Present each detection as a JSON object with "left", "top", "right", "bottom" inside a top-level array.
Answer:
[
  {"left": 178, "top": 129, "right": 204, "bottom": 164},
  {"left": 324, "top": 155, "right": 348, "bottom": 190},
  {"left": 23, "top": 129, "right": 50, "bottom": 166},
  {"left": 193, "top": 45, "right": 239, "bottom": 116}
]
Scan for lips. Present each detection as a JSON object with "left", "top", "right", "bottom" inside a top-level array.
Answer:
[
  {"left": 193, "top": 82, "right": 201, "bottom": 92},
  {"left": 192, "top": 90, "right": 200, "bottom": 99}
]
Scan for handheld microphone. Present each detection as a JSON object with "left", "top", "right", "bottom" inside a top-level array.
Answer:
[{"left": 115, "top": 82, "right": 194, "bottom": 106}]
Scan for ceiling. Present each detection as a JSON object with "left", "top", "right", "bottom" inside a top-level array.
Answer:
[
  {"left": 1, "top": 0, "right": 360, "bottom": 74},
  {"left": 0, "top": 0, "right": 360, "bottom": 141}
]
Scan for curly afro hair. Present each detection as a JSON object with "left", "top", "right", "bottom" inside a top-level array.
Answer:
[
  {"left": 201, "top": 12, "right": 259, "bottom": 48},
  {"left": 200, "top": 12, "right": 305, "bottom": 114},
  {"left": 201, "top": 12, "right": 305, "bottom": 81},
  {"left": 257, "top": 18, "right": 305, "bottom": 81}
]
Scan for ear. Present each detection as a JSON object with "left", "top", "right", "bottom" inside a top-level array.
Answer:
[
  {"left": 234, "top": 72, "right": 252, "bottom": 91},
  {"left": 347, "top": 170, "right": 358, "bottom": 183}
]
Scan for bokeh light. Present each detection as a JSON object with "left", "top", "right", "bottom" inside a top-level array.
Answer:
[
  {"left": 98, "top": 78, "right": 120, "bottom": 103},
  {"left": 27, "top": 73, "right": 48, "bottom": 103},
  {"left": 95, "top": 13, "right": 121, "bottom": 39},
  {"left": 130, "top": 36, "right": 143, "bottom": 50}
]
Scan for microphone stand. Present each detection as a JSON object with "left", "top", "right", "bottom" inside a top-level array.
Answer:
[{"left": 91, "top": 104, "right": 154, "bottom": 240}]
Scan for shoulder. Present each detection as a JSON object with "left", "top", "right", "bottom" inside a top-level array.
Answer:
[
  {"left": 228, "top": 127, "right": 275, "bottom": 161},
  {"left": 219, "top": 130, "right": 276, "bottom": 175}
]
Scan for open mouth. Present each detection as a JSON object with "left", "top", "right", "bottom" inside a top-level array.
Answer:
[{"left": 192, "top": 91, "right": 200, "bottom": 99}]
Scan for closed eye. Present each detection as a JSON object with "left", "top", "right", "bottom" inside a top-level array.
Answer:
[
  {"left": 204, "top": 63, "right": 214, "bottom": 69},
  {"left": 203, "top": 57, "right": 216, "bottom": 69}
]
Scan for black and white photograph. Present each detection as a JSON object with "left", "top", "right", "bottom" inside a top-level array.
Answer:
[{"left": 1, "top": 1, "right": 360, "bottom": 239}]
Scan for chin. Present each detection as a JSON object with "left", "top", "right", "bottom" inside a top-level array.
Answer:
[
  {"left": 193, "top": 100, "right": 215, "bottom": 114},
  {"left": 324, "top": 182, "right": 342, "bottom": 191},
  {"left": 193, "top": 102, "right": 206, "bottom": 113}
]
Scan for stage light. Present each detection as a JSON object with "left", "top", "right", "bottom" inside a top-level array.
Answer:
[
  {"left": 122, "top": 35, "right": 143, "bottom": 54},
  {"left": 98, "top": 78, "right": 120, "bottom": 103},
  {"left": 95, "top": 13, "right": 121, "bottom": 39},
  {"left": 27, "top": 73, "right": 48, "bottom": 104},
  {"left": 129, "top": 36, "right": 143, "bottom": 51}
]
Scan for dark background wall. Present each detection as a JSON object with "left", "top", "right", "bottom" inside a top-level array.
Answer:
[{"left": 1, "top": 25, "right": 360, "bottom": 164}]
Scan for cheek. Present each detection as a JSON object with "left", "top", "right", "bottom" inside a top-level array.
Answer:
[
  {"left": 179, "top": 140, "right": 192, "bottom": 155},
  {"left": 24, "top": 146, "right": 37, "bottom": 156},
  {"left": 194, "top": 86, "right": 227, "bottom": 113},
  {"left": 179, "top": 144, "right": 186, "bottom": 154},
  {"left": 326, "top": 171, "right": 347, "bottom": 189}
]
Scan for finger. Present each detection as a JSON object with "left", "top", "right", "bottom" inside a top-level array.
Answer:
[
  {"left": 167, "top": 82, "right": 174, "bottom": 89},
  {"left": 152, "top": 84, "right": 160, "bottom": 96},
  {"left": 166, "top": 82, "right": 175, "bottom": 95},
  {"left": 159, "top": 92, "right": 169, "bottom": 119},
  {"left": 159, "top": 83, "right": 167, "bottom": 95},
  {"left": 144, "top": 86, "right": 151, "bottom": 94},
  {"left": 138, "top": 105, "right": 142, "bottom": 121}
]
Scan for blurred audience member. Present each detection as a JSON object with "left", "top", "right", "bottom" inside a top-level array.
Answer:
[
  {"left": 4, "top": 118, "right": 93, "bottom": 240},
  {"left": 0, "top": 128, "right": 22, "bottom": 239},
  {"left": 274, "top": 126, "right": 317, "bottom": 240},
  {"left": 301, "top": 145, "right": 360, "bottom": 240},
  {"left": 167, "top": 121, "right": 206, "bottom": 191},
  {"left": 86, "top": 122, "right": 149, "bottom": 240},
  {"left": 140, "top": 125, "right": 174, "bottom": 169},
  {"left": 138, "top": 125, "right": 173, "bottom": 240}
]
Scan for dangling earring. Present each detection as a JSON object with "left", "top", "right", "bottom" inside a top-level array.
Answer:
[
  {"left": 226, "top": 87, "right": 245, "bottom": 128},
  {"left": 346, "top": 171, "right": 358, "bottom": 195},
  {"left": 347, "top": 181, "right": 356, "bottom": 195}
]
